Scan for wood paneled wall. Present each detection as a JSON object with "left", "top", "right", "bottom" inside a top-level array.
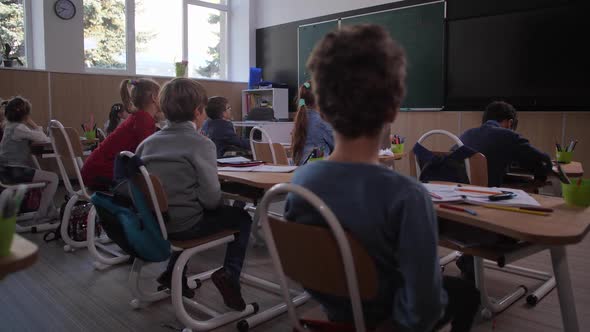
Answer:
[
  {"left": 392, "top": 112, "right": 590, "bottom": 177},
  {"left": 1, "top": 69, "right": 247, "bottom": 131},
  {"left": 2, "top": 68, "right": 588, "bottom": 178}
]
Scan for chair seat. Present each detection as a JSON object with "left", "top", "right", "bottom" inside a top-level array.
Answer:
[{"left": 170, "top": 229, "right": 239, "bottom": 249}]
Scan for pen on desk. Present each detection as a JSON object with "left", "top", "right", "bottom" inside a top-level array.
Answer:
[
  {"left": 457, "top": 188, "right": 502, "bottom": 195},
  {"left": 569, "top": 140, "right": 578, "bottom": 152},
  {"left": 555, "top": 141, "right": 562, "bottom": 152},
  {"left": 439, "top": 204, "right": 478, "bottom": 216},
  {"left": 429, "top": 192, "right": 442, "bottom": 199},
  {"left": 482, "top": 204, "right": 550, "bottom": 216},
  {"left": 519, "top": 206, "right": 554, "bottom": 213}
]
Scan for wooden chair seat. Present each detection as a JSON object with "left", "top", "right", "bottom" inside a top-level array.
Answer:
[{"left": 170, "top": 229, "right": 239, "bottom": 249}]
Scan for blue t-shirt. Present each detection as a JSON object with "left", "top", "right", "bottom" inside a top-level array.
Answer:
[{"left": 284, "top": 161, "right": 447, "bottom": 331}]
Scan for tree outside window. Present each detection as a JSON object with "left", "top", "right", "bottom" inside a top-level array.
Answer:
[{"left": 0, "top": 0, "right": 26, "bottom": 66}]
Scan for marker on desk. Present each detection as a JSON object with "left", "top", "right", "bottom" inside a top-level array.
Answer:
[{"left": 439, "top": 204, "right": 478, "bottom": 216}]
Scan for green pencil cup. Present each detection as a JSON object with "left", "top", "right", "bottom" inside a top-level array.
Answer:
[
  {"left": 391, "top": 143, "right": 405, "bottom": 154},
  {"left": 0, "top": 216, "right": 16, "bottom": 257},
  {"left": 84, "top": 130, "right": 96, "bottom": 140},
  {"left": 556, "top": 150, "right": 573, "bottom": 164},
  {"left": 562, "top": 180, "right": 590, "bottom": 207}
]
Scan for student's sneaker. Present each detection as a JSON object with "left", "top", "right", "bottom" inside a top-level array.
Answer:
[
  {"left": 157, "top": 271, "right": 195, "bottom": 298},
  {"left": 211, "top": 268, "right": 246, "bottom": 311}
]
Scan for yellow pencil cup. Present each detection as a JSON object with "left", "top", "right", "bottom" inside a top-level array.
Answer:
[
  {"left": 556, "top": 150, "right": 573, "bottom": 164},
  {"left": 562, "top": 179, "right": 590, "bottom": 207},
  {"left": 391, "top": 143, "right": 405, "bottom": 154},
  {"left": 84, "top": 130, "right": 96, "bottom": 140},
  {"left": 0, "top": 216, "right": 16, "bottom": 257}
]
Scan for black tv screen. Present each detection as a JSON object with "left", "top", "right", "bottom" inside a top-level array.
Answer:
[{"left": 446, "top": 2, "right": 590, "bottom": 111}]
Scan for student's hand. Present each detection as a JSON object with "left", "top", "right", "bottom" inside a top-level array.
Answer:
[{"left": 25, "top": 117, "right": 39, "bottom": 129}]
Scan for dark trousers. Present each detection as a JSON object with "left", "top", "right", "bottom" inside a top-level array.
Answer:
[
  {"left": 435, "top": 276, "right": 481, "bottom": 332},
  {"left": 166, "top": 205, "right": 252, "bottom": 283}
]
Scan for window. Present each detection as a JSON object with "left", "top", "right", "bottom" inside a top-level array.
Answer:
[
  {"left": 0, "top": 0, "right": 27, "bottom": 67},
  {"left": 83, "top": 0, "right": 127, "bottom": 70},
  {"left": 135, "top": 0, "right": 182, "bottom": 76},
  {"left": 187, "top": 3, "right": 227, "bottom": 79},
  {"left": 80, "top": 0, "right": 230, "bottom": 78}
]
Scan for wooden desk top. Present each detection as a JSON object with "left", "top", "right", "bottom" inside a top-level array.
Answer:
[
  {"left": 31, "top": 138, "right": 97, "bottom": 148},
  {"left": 436, "top": 194, "right": 590, "bottom": 246},
  {"left": 378, "top": 152, "right": 406, "bottom": 162},
  {"left": 553, "top": 161, "right": 584, "bottom": 177},
  {"left": 0, "top": 235, "right": 39, "bottom": 279},
  {"left": 218, "top": 171, "right": 294, "bottom": 190}
]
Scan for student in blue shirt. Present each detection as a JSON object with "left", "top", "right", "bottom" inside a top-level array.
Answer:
[
  {"left": 291, "top": 81, "right": 335, "bottom": 165},
  {"left": 202, "top": 96, "right": 251, "bottom": 158},
  {"left": 460, "top": 101, "right": 552, "bottom": 187},
  {"left": 284, "top": 24, "right": 480, "bottom": 332}
]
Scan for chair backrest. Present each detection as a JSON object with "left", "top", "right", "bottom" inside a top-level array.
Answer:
[
  {"left": 49, "top": 120, "right": 89, "bottom": 197},
  {"left": 249, "top": 126, "right": 289, "bottom": 165},
  {"left": 409, "top": 130, "right": 488, "bottom": 187},
  {"left": 119, "top": 151, "right": 168, "bottom": 240},
  {"left": 259, "top": 183, "right": 378, "bottom": 332}
]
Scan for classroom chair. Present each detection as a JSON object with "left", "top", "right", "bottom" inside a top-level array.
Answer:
[
  {"left": 0, "top": 180, "right": 58, "bottom": 233},
  {"left": 411, "top": 130, "right": 556, "bottom": 318},
  {"left": 409, "top": 129, "right": 488, "bottom": 187},
  {"left": 257, "top": 183, "right": 394, "bottom": 332},
  {"left": 249, "top": 126, "right": 290, "bottom": 165},
  {"left": 117, "top": 151, "right": 259, "bottom": 331},
  {"left": 49, "top": 120, "right": 128, "bottom": 269}
]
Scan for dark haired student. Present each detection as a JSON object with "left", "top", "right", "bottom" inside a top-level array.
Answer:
[
  {"left": 460, "top": 101, "right": 552, "bottom": 188},
  {"left": 201, "top": 96, "right": 250, "bottom": 158},
  {"left": 0, "top": 97, "right": 59, "bottom": 223},
  {"left": 284, "top": 25, "right": 480, "bottom": 332}
]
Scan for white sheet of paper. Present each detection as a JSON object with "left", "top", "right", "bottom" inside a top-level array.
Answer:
[
  {"left": 422, "top": 183, "right": 540, "bottom": 207},
  {"left": 217, "top": 156, "right": 252, "bottom": 163},
  {"left": 251, "top": 165, "right": 297, "bottom": 173}
]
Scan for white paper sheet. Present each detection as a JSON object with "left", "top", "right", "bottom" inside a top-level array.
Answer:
[{"left": 422, "top": 183, "right": 540, "bottom": 207}]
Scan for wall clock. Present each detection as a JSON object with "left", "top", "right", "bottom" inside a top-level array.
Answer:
[{"left": 54, "top": 0, "right": 76, "bottom": 20}]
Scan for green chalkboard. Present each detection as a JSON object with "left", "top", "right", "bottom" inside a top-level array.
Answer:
[
  {"left": 298, "top": 20, "right": 339, "bottom": 87},
  {"left": 342, "top": 2, "right": 445, "bottom": 110}
]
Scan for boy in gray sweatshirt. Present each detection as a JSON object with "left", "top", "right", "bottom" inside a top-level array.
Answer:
[{"left": 136, "top": 78, "right": 252, "bottom": 311}]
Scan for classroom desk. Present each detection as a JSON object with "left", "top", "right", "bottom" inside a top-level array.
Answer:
[
  {"left": 435, "top": 194, "right": 589, "bottom": 332},
  {"left": 31, "top": 138, "right": 98, "bottom": 159},
  {"left": 220, "top": 172, "right": 589, "bottom": 332},
  {"left": 378, "top": 152, "right": 406, "bottom": 168},
  {"left": 553, "top": 161, "right": 584, "bottom": 177},
  {"left": 0, "top": 234, "right": 39, "bottom": 280}
]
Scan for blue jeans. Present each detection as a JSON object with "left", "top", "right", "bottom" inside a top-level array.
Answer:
[{"left": 167, "top": 205, "right": 252, "bottom": 283}]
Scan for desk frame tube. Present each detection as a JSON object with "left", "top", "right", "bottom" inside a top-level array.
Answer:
[{"left": 550, "top": 246, "right": 579, "bottom": 332}]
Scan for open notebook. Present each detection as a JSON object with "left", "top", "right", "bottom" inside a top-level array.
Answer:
[{"left": 422, "top": 183, "right": 540, "bottom": 207}]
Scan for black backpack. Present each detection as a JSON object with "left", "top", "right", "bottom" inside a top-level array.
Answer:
[{"left": 413, "top": 143, "right": 477, "bottom": 184}]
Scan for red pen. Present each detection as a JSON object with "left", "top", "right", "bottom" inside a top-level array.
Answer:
[{"left": 439, "top": 204, "right": 478, "bottom": 216}]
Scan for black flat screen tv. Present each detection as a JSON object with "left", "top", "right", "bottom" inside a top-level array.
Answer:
[{"left": 446, "top": 2, "right": 590, "bottom": 111}]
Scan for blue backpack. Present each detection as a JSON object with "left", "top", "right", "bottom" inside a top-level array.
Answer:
[{"left": 91, "top": 155, "right": 170, "bottom": 262}]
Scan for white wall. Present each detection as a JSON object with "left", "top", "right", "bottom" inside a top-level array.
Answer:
[
  {"left": 41, "top": 0, "right": 85, "bottom": 73},
  {"left": 255, "top": 0, "right": 402, "bottom": 29},
  {"left": 229, "top": 0, "right": 256, "bottom": 81}
]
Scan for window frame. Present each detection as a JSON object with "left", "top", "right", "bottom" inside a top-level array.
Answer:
[
  {"left": 0, "top": 0, "right": 32, "bottom": 68},
  {"left": 83, "top": 0, "right": 230, "bottom": 79},
  {"left": 184, "top": 0, "right": 229, "bottom": 80}
]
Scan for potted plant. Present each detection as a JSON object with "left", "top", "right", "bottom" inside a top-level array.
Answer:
[{"left": 2, "top": 43, "right": 24, "bottom": 68}]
